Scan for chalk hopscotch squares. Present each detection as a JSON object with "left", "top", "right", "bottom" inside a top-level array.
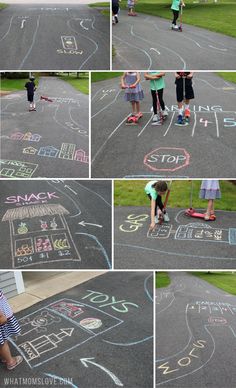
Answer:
[{"left": 11, "top": 299, "right": 123, "bottom": 368}]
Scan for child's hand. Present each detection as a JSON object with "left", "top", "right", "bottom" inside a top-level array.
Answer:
[
  {"left": 149, "top": 222, "right": 156, "bottom": 231},
  {"left": 129, "top": 84, "right": 136, "bottom": 88},
  {"left": 121, "top": 84, "right": 127, "bottom": 89},
  {"left": 0, "top": 312, "right": 7, "bottom": 325}
]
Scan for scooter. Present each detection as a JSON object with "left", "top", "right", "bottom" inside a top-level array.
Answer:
[
  {"left": 185, "top": 181, "right": 216, "bottom": 221},
  {"left": 40, "top": 95, "right": 53, "bottom": 102}
]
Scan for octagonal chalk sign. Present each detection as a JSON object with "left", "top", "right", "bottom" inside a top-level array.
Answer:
[{"left": 144, "top": 147, "right": 190, "bottom": 172}]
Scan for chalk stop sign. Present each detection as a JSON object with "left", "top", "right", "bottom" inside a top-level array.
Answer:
[{"left": 144, "top": 147, "right": 190, "bottom": 172}]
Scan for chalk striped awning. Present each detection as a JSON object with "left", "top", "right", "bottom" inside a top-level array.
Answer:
[{"left": 2, "top": 204, "right": 69, "bottom": 222}]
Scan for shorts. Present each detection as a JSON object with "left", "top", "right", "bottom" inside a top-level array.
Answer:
[
  {"left": 175, "top": 78, "right": 194, "bottom": 102},
  {"left": 27, "top": 93, "right": 34, "bottom": 103},
  {"left": 112, "top": 4, "right": 119, "bottom": 14}
]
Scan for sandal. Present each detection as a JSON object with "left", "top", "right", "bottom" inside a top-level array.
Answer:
[{"left": 7, "top": 356, "right": 23, "bottom": 370}]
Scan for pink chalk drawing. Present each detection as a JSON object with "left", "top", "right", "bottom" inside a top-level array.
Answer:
[
  {"left": 144, "top": 147, "right": 190, "bottom": 172},
  {"left": 10, "top": 132, "right": 24, "bottom": 140},
  {"left": 35, "top": 236, "right": 53, "bottom": 252},
  {"left": 74, "top": 149, "right": 89, "bottom": 163}
]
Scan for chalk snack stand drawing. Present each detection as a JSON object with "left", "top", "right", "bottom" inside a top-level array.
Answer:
[{"left": 2, "top": 204, "right": 81, "bottom": 268}]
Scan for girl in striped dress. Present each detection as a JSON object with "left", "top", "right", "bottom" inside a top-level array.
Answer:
[
  {"left": 199, "top": 180, "right": 221, "bottom": 220},
  {"left": 0, "top": 289, "right": 22, "bottom": 370}
]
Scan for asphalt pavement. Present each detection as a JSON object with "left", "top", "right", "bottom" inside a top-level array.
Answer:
[
  {"left": 156, "top": 272, "right": 236, "bottom": 387},
  {"left": 1, "top": 77, "right": 89, "bottom": 178},
  {"left": 0, "top": 272, "right": 153, "bottom": 388},
  {"left": 0, "top": 179, "right": 112, "bottom": 269},
  {"left": 114, "top": 206, "right": 236, "bottom": 269},
  {"left": 112, "top": 11, "right": 236, "bottom": 70},
  {"left": 0, "top": 4, "right": 110, "bottom": 70},
  {"left": 91, "top": 72, "right": 236, "bottom": 178}
]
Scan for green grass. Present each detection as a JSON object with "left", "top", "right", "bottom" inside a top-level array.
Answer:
[
  {"left": 120, "top": 1, "right": 236, "bottom": 38},
  {"left": 217, "top": 72, "right": 236, "bottom": 84},
  {"left": 114, "top": 180, "right": 236, "bottom": 210},
  {"left": 0, "top": 78, "right": 39, "bottom": 92},
  {"left": 91, "top": 72, "right": 123, "bottom": 82},
  {"left": 89, "top": 2, "right": 110, "bottom": 7},
  {"left": 101, "top": 9, "right": 110, "bottom": 16},
  {"left": 156, "top": 272, "right": 171, "bottom": 288},
  {"left": 59, "top": 75, "right": 89, "bottom": 95},
  {"left": 192, "top": 272, "right": 236, "bottom": 295},
  {"left": 0, "top": 3, "right": 7, "bottom": 10}
]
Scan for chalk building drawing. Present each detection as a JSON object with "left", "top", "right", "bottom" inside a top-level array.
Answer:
[
  {"left": 38, "top": 146, "right": 59, "bottom": 158},
  {"left": 0, "top": 159, "right": 38, "bottom": 178}
]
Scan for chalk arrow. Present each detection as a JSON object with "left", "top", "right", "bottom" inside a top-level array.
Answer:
[
  {"left": 150, "top": 48, "right": 160, "bottom": 55},
  {"left": 78, "top": 221, "right": 103, "bottom": 228},
  {"left": 21, "top": 19, "right": 26, "bottom": 29},
  {"left": 80, "top": 358, "right": 123, "bottom": 386},
  {"left": 64, "top": 185, "right": 78, "bottom": 195}
]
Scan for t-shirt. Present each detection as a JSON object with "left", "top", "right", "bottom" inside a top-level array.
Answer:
[
  {"left": 145, "top": 181, "right": 158, "bottom": 200},
  {"left": 148, "top": 72, "right": 165, "bottom": 91},
  {"left": 171, "top": 0, "right": 181, "bottom": 11},
  {"left": 25, "top": 81, "right": 35, "bottom": 95}
]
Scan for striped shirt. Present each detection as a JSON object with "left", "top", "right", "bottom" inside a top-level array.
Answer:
[{"left": 0, "top": 289, "right": 13, "bottom": 319}]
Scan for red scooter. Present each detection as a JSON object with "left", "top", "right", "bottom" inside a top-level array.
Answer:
[{"left": 185, "top": 181, "right": 216, "bottom": 221}]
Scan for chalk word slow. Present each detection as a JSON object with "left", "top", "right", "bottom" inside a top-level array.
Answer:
[
  {"left": 119, "top": 214, "right": 149, "bottom": 233},
  {"left": 82, "top": 290, "right": 139, "bottom": 313},
  {"left": 158, "top": 340, "right": 207, "bottom": 375}
]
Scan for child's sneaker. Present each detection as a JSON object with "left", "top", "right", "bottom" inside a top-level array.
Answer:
[
  {"left": 185, "top": 108, "right": 190, "bottom": 118},
  {"left": 177, "top": 114, "right": 184, "bottom": 124},
  {"left": 162, "top": 109, "right": 168, "bottom": 117},
  {"left": 114, "top": 15, "right": 118, "bottom": 23},
  {"left": 152, "top": 114, "right": 159, "bottom": 122}
]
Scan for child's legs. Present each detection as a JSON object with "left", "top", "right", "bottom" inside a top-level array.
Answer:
[
  {"left": 172, "top": 10, "right": 179, "bottom": 25},
  {"left": 157, "top": 89, "right": 165, "bottom": 111},
  {"left": 207, "top": 199, "right": 214, "bottom": 214},
  {"left": 130, "top": 101, "right": 136, "bottom": 113},
  {"left": 134, "top": 101, "right": 140, "bottom": 113},
  {"left": 0, "top": 341, "right": 14, "bottom": 364},
  {"left": 151, "top": 90, "right": 158, "bottom": 114}
]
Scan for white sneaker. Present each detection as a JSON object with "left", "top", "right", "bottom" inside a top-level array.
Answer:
[
  {"left": 162, "top": 109, "right": 168, "bottom": 117},
  {"left": 152, "top": 114, "right": 159, "bottom": 122},
  {"left": 154, "top": 215, "right": 159, "bottom": 224}
]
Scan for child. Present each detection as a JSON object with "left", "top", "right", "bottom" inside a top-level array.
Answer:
[
  {"left": 121, "top": 72, "right": 144, "bottom": 121},
  {"left": 175, "top": 72, "right": 194, "bottom": 125},
  {"left": 112, "top": 0, "right": 120, "bottom": 24},
  {"left": 144, "top": 72, "right": 168, "bottom": 124},
  {"left": 171, "top": 0, "right": 185, "bottom": 30},
  {"left": 145, "top": 181, "right": 168, "bottom": 230},
  {"left": 128, "top": 0, "right": 137, "bottom": 16},
  {"left": 0, "top": 289, "right": 22, "bottom": 370},
  {"left": 199, "top": 180, "right": 221, "bottom": 220},
  {"left": 25, "top": 76, "right": 37, "bottom": 111}
]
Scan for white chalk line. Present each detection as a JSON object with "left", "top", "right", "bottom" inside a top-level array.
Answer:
[
  {"left": 0, "top": 15, "right": 14, "bottom": 43},
  {"left": 92, "top": 115, "right": 129, "bottom": 164},
  {"left": 19, "top": 15, "right": 41, "bottom": 69}
]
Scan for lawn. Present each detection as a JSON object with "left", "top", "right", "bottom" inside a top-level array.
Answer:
[
  {"left": 0, "top": 78, "right": 39, "bottom": 92},
  {"left": 59, "top": 74, "right": 89, "bottom": 95},
  {"left": 0, "top": 3, "right": 7, "bottom": 10},
  {"left": 156, "top": 272, "right": 171, "bottom": 288},
  {"left": 114, "top": 180, "right": 236, "bottom": 210},
  {"left": 217, "top": 72, "right": 236, "bottom": 84},
  {"left": 192, "top": 272, "right": 236, "bottom": 295},
  {"left": 91, "top": 72, "right": 123, "bottom": 82},
  {"left": 89, "top": 2, "right": 110, "bottom": 6},
  {"left": 120, "top": 1, "right": 236, "bottom": 38}
]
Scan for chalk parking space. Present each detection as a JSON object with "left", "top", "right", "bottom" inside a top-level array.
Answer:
[
  {"left": 91, "top": 73, "right": 236, "bottom": 178},
  {"left": 0, "top": 180, "right": 112, "bottom": 269},
  {"left": 1, "top": 77, "right": 89, "bottom": 178},
  {"left": 0, "top": 272, "right": 153, "bottom": 388},
  {"left": 114, "top": 207, "right": 236, "bottom": 269},
  {"left": 0, "top": 4, "right": 110, "bottom": 70},
  {"left": 156, "top": 272, "right": 236, "bottom": 387},
  {"left": 112, "top": 11, "right": 236, "bottom": 70}
]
